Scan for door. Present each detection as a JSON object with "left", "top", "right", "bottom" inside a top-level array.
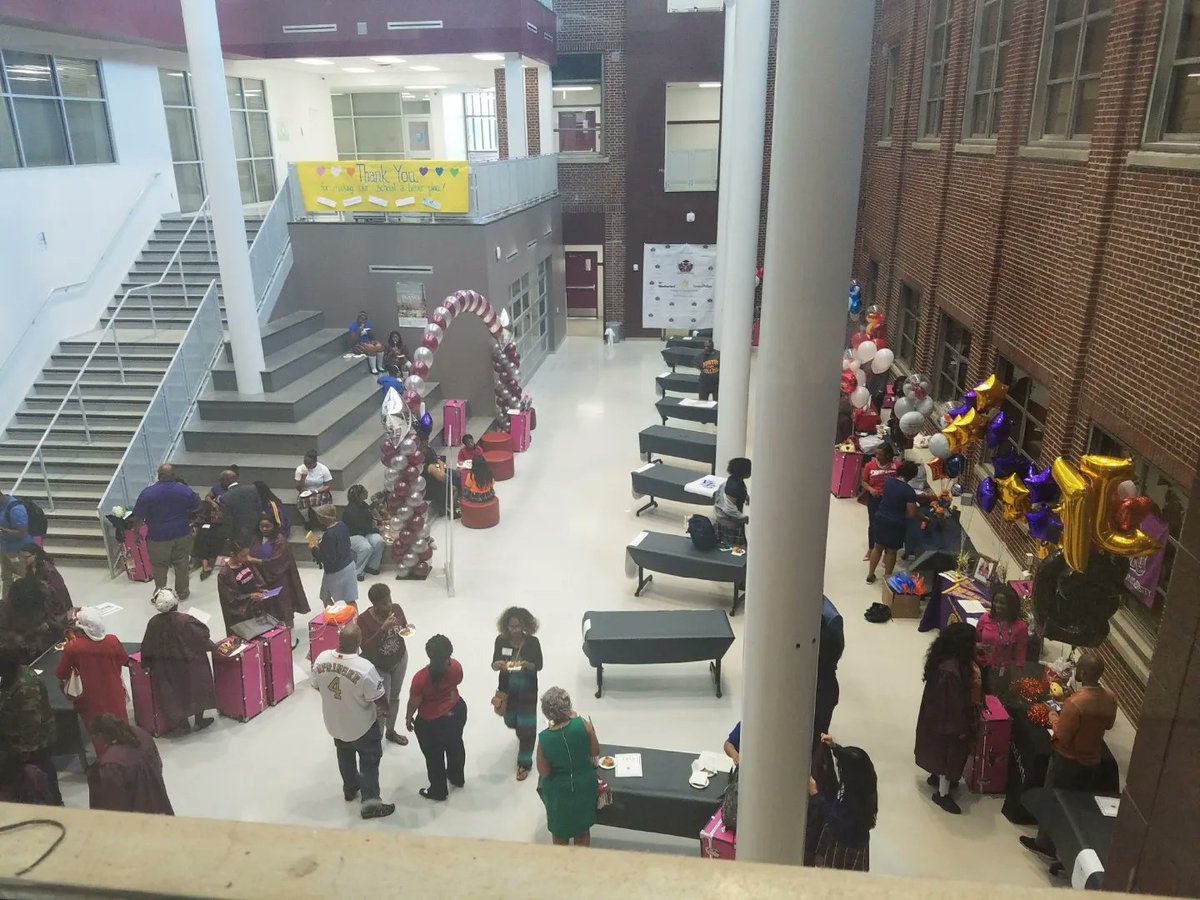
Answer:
[
  {"left": 406, "top": 119, "right": 432, "bottom": 159},
  {"left": 566, "top": 251, "right": 599, "bottom": 319}
]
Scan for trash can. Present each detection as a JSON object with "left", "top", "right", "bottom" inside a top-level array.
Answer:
[{"left": 604, "top": 321, "right": 624, "bottom": 343}]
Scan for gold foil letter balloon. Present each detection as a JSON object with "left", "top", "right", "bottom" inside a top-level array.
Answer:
[
  {"left": 1051, "top": 457, "right": 1091, "bottom": 573},
  {"left": 1079, "top": 455, "right": 1161, "bottom": 559}
]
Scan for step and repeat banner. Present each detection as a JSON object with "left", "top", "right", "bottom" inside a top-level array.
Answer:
[
  {"left": 641, "top": 243, "right": 717, "bottom": 330},
  {"left": 295, "top": 160, "right": 470, "bottom": 213}
]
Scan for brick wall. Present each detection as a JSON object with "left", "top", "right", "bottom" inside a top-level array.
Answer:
[
  {"left": 853, "top": 0, "right": 1199, "bottom": 715},
  {"left": 525, "top": 67, "right": 541, "bottom": 156},
  {"left": 494, "top": 67, "right": 508, "bottom": 159}
]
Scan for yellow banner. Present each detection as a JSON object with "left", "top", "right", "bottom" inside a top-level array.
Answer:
[{"left": 296, "top": 160, "right": 470, "bottom": 214}]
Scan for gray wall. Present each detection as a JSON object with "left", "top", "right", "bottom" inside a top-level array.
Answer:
[{"left": 277, "top": 197, "right": 564, "bottom": 418}]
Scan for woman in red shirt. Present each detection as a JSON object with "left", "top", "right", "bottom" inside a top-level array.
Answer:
[
  {"left": 406, "top": 634, "right": 467, "bottom": 801},
  {"left": 56, "top": 607, "right": 129, "bottom": 754},
  {"left": 859, "top": 445, "right": 898, "bottom": 555}
]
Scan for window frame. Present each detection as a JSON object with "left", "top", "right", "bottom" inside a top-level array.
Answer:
[
  {"left": 552, "top": 53, "right": 604, "bottom": 156},
  {"left": 332, "top": 90, "right": 432, "bottom": 161},
  {"left": 933, "top": 312, "right": 973, "bottom": 402},
  {"left": 463, "top": 90, "right": 498, "bottom": 155},
  {"left": 895, "top": 282, "right": 921, "bottom": 367},
  {"left": 664, "top": 81, "right": 722, "bottom": 192},
  {"left": 993, "top": 356, "right": 1050, "bottom": 465},
  {"left": 1029, "top": 0, "right": 1113, "bottom": 145},
  {"left": 917, "top": 0, "right": 954, "bottom": 141},
  {"left": 1143, "top": 0, "right": 1200, "bottom": 153},
  {"left": 962, "top": 0, "right": 1017, "bottom": 141},
  {"left": 0, "top": 49, "right": 115, "bottom": 169},
  {"left": 882, "top": 44, "right": 900, "bottom": 141}
]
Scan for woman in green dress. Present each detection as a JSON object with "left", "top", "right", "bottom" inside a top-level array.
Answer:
[
  {"left": 536, "top": 687, "right": 600, "bottom": 846},
  {"left": 491, "top": 607, "right": 543, "bottom": 781}
]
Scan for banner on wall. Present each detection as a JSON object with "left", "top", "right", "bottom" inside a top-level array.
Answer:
[
  {"left": 1124, "top": 514, "right": 1170, "bottom": 607},
  {"left": 395, "top": 281, "right": 428, "bottom": 328},
  {"left": 295, "top": 160, "right": 470, "bottom": 214},
  {"left": 641, "top": 243, "right": 717, "bottom": 330}
]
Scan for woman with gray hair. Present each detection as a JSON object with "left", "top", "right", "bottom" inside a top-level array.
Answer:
[
  {"left": 140, "top": 589, "right": 217, "bottom": 737},
  {"left": 314, "top": 505, "right": 358, "bottom": 606},
  {"left": 536, "top": 687, "right": 600, "bottom": 846}
]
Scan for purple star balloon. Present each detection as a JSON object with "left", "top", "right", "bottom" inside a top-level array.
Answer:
[
  {"left": 1024, "top": 464, "right": 1061, "bottom": 506},
  {"left": 992, "top": 450, "right": 1029, "bottom": 481},
  {"left": 985, "top": 409, "right": 1012, "bottom": 449},
  {"left": 1026, "top": 505, "right": 1063, "bottom": 543},
  {"left": 948, "top": 391, "right": 977, "bottom": 420},
  {"left": 978, "top": 476, "right": 999, "bottom": 513}
]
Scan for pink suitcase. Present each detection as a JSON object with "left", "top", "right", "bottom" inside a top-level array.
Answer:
[
  {"left": 508, "top": 409, "right": 532, "bottom": 452},
  {"left": 963, "top": 694, "right": 1012, "bottom": 793},
  {"left": 831, "top": 449, "right": 863, "bottom": 498},
  {"left": 751, "top": 319, "right": 760, "bottom": 347},
  {"left": 213, "top": 641, "right": 266, "bottom": 722},
  {"left": 443, "top": 399, "right": 467, "bottom": 447},
  {"left": 308, "top": 611, "right": 355, "bottom": 668},
  {"left": 256, "top": 626, "right": 294, "bottom": 706},
  {"left": 127, "top": 651, "right": 167, "bottom": 736},
  {"left": 123, "top": 522, "right": 152, "bottom": 582},
  {"left": 699, "top": 810, "right": 736, "bottom": 860}
]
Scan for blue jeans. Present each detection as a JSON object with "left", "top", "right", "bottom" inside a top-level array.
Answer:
[{"left": 335, "top": 719, "right": 383, "bottom": 809}]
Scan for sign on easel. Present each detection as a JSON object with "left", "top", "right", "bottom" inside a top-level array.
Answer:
[{"left": 641, "top": 243, "right": 716, "bottom": 329}]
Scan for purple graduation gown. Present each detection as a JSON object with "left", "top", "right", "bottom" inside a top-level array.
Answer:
[
  {"left": 87, "top": 727, "right": 175, "bottom": 815},
  {"left": 140, "top": 610, "right": 216, "bottom": 731},
  {"left": 254, "top": 534, "right": 311, "bottom": 628},
  {"left": 914, "top": 659, "right": 975, "bottom": 778}
]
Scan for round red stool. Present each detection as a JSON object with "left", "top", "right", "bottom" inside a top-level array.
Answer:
[
  {"left": 483, "top": 449, "right": 514, "bottom": 481},
  {"left": 480, "top": 431, "right": 513, "bottom": 454},
  {"left": 461, "top": 496, "right": 500, "bottom": 529}
]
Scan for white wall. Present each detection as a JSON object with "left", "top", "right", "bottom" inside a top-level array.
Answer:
[
  {"left": 0, "top": 56, "right": 177, "bottom": 434},
  {"left": 536, "top": 65, "right": 554, "bottom": 157},
  {"left": 441, "top": 90, "right": 467, "bottom": 160},
  {"left": 224, "top": 61, "right": 337, "bottom": 177}
]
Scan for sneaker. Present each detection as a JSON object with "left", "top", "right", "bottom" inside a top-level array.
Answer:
[
  {"left": 357, "top": 575, "right": 366, "bottom": 582},
  {"left": 344, "top": 789, "right": 359, "bottom": 802},
  {"left": 1019, "top": 836, "right": 1055, "bottom": 858},
  {"left": 926, "top": 774, "right": 938, "bottom": 788},
  {"left": 931, "top": 791, "right": 961, "bottom": 814},
  {"left": 865, "top": 573, "right": 877, "bottom": 584},
  {"left": 419, "top": 788, "right": 447, "bottom": 802},
  {"left": 361, "top": 803, "right": 395, "bottom": 819}
]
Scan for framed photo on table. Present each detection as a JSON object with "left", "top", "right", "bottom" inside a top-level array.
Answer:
[{"left": 973, "top": 555, "right": 998, "bottom": 584}]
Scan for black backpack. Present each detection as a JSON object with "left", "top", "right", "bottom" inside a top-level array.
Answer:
[
  {"left": 687, "top": 514, "right": 718, "bottom": 551},
  {"left": 6, "top": 497, "right": 47, "bottom": 538}
]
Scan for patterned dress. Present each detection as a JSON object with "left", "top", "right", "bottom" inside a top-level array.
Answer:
[{"left": 493, "top": 635, "right": 542, "bottom": 770}]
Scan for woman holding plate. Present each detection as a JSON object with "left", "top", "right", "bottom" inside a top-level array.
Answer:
[
  {"left": 491, "top": 607, "right": 543, "bottom": 781},
  {"left": 360, "top": 583, "right": 411, "bottom": 747}
]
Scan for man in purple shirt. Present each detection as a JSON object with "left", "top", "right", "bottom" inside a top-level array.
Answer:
[{"left": 132, "top": 464, "right": 200, "bottom": 600}]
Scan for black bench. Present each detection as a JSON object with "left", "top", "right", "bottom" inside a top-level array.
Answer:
[
  {"left": 639, "top": 425, "right": 716, "bottom": 471},
  {"left": 626, "top": 530, "right": 746, "bottom": 613},
  {"left": 656, "top": 371, "right": 701, "bottom": 396},
  {"left": 631, "top": 462, "right": 721, "bottom": 516},
  {"left": 656, "top": 397, "right": 718, "bottom": 426},
  {"left": 582, "top": 609, "right": 735, "bottom": 698}
]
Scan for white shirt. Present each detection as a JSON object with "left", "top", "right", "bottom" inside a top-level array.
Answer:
[
  {"left": 310, "top": 650, "right": 384, "bottom": 741},
  {"left": 295, "top": 462, "right": 332, "bottom": 490}
]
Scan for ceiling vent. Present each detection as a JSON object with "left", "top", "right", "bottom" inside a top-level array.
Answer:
[
  {"left": 368, "top": 264, "right": 435, "bottom": 274},
  {"left": 386, "top": 20, "right": 444, "bottom": 31},
  {"left": 282, "top": 23, "right": 337, "bottom": 34}
]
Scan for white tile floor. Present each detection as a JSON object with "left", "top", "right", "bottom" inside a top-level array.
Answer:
[{"left": 52, "top": 336, "right": 1135, "bottom": 884}]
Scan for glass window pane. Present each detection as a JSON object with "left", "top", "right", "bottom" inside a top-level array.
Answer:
[
  {"left": 230, "top": 111, "right": 250, "bottom": 158},
  {"left": 1179, "top": 0, "right": 1200, "bottom": 59},
  {"left": 990, "top": 88, "right": 1004, "bottom": 134},
  {"left": 1074, "top": 78, "right": 1100, "bottom": 134},
  {"left": 334, "top": 118, "right": 356, "bottom": 155},
  {"left": 12, "top": 97, "right": 68, "bottom": 166},
  {"left": 1050, "top": 25, "right": 1082, "bottom": 79},
  {"left": 1044, "top": 82, "right": 1073, "bottom": 136},
  {"left": 971, "top": 93, "right": 991, "bottom": 136},
  {"left": 0, "top": 99, "right": 19, "bottom": 167},
  {"left": 248, "top": 111, "right": 271, "bottom": 158},
  {"left": 354, "top": 117, "right": 404, "bottom": 154},
  {"left": 352, "top": 93, "right": 402, "bottom": 115},
  {"left": 664, "top": 121, "right": 720, "bottom": 152},
  {"left": 4, "top": 51, "right": 55, "bottom": 96},
  {"left": 407, "top": 120, "right": 430, "bottom": 152},
  {"left": 975, "top": 48, "right": 996, "bottom": 90},
  {"left": 226, "top": 75, "right": 243, "bottom": 110},
  {"left": 1080, "top": 16, "right": 1109, "bottom": 75},
  {"left": 980, "top": 1, "right": 1000, "bottom": 45},
  {"left": 64, "top": 100, "right": 113, "bottom": 163},
  {"left": 56, "top": 58, "right": 103, "bottom": 98},
  {"left": 553, "top": 85, "right": 601, "bottom": 107},
  {"left": 253, "top": 160, "right": 276, "bottom": 202},
  {"left": 996, "top": 45, "right": 1009, "bottom": 88},
  {"left": 174, "top": 162, "right": 205, "bottom": 212},
  {"left": 1166, "top": 63, "right": 1200, "bottom": 135},
  {"left": 1056, "top": 0, "right": 1086, "bottom": 25},
  {"left": 331, "top": 93, "right": 352, "bottom": 116},
  {"left": 159, "top": 69, "right": 189, "bottom": 106},
  {"left": 1000, "top": 0, "right": 1017, "bottom": 40},
  {"left": 402, "top": 100, "right": 431, "bottom": 115},
  {"left": 931, "top": 25, "right": 948, "bottom": 64},
  {"left": 242, "top": 78, "right": 266, "bottom": 111},
  {"left": 165, "top": 107, "right": 199, "bottom": 161},
  {"left": 237, "top": 159, "right": 255, "bottom": 204}
]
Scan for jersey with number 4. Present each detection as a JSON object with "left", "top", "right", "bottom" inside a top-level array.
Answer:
[{"left": 311, "top": 650, "right": 385, "bottom": 741}]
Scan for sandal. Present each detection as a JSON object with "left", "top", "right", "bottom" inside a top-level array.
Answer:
[
  {"left": 516, "top": 767, "right": 530, "bottom": 782},
  {"left": 385, "top": 730, "right": 409, "bottom": 746}
]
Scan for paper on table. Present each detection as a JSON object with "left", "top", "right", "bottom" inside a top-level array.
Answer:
[
  {"left": 957, "top": 599, "right": 987, "bottom": 615},
  {"left": 678, "top": 398, "right": 717, "bottom": 408},
  {"left": 685, "top": 475, "right": 726, "bottom": 498},
  {"left": 582, "top": 618, "right": 592, "bottom": 638},
  {"left": 185, "top": 606, "right": 213, "bottom": 626},
  {"left": 660, "top": 370, "right": 672, "bottom": 377},
  {"left": 695, "top": 750, "right": 735, "bottom": 774},
  {"left": 634, "top": 462, "right": 658, "bottom": 473},
  {"left": 628, "top": 531, "right": 650, "bottom": 548},
  {"left": 1095, "top": 796, "right": 1120, "bottom": 817},
  {"left": 614, "top": 753, "right": 643, "bottom": 778},
  {"left": 34, "top": 669, "right": 42, "bottom": 676},
  {"left": 95, "top": 602, "right": 123, "bottom": 617}
]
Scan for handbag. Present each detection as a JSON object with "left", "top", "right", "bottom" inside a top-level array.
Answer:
[
  {"left": 64, "top": 669, "right": 83, "bottom": 699},
  {"left": 596, "top": 776, "right": 612, "bottom": 810},
  {"left": 491, "top": 690, "right": 508, "bottom": 716}
]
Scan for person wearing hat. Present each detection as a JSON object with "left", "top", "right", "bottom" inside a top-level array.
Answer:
[
  {"left": 140, "top": 589, "right": 217, "bottom": 737},
  {"left": 55, "top": 607, "right": 129, "bottom": 754},
  {"left": 315, "top": 505, "right": 359, "bottom": 606}
]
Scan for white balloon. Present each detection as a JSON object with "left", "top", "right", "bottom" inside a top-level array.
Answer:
[
  {"left": 917, "top": 396, "right": 935, "bottom": 417},
  {"left": 850, "top": 386, "right": 871, "bottom": 409},
  {"left": 842, "top": 352, "right": 855, "bottom": 370},
  {"left": 899, "top": 411, "right": 926, "bottom": 436},
  {"left": 1117, "top": 480, "right": 1138, "bottom": 499},
  {"left": 902, "top": 382, "right": 916, "bottom": 399},
  {"left": 929, "top": 433, "right": 952, "bottom": 459},
  {"left": 870, "top": 348, "right": 895, "bottom": 374},
  {"left": 412, "top": 346, "right": 434, "bottom": 366},
  {"left": 855, "top": 340, "right": 878, "bottom": 364},
  {"left": 855, "top": 368, "right": 867, "bottom": 387},
  {"left": 892, "top": 396, "right": 914, "bottom": 418}
]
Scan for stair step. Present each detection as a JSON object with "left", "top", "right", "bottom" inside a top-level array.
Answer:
[
  {"left": 116, "top": 283, "right": 221, "bottom": 299},
  {"left": 0, "top": 452, "right": 122, "bottom": 471},
  {"left": 40, "top": 367, "right": 165, "bottom": 383},
  {"left": 44, "top": 546, "right": 110, "bottom": 563},
  {"left": 107, "top": 297, "right": 207, "bottom": 311},
  {"left": 212, "top": 327, "right": 346, "bottom": 391},
  {"left": 198, "top": 354, "right": 369, "bottom": 423},
  {"left": 0, "top": 467, "right": 113, "bottom": 487},
  {"left": 24, "top": 396, "right": 149, "bottom": 413},
  {"left": 58, "top": 339, "right": 179, "bottom": 353},
  {"left": 130, "top": 261, "right": 222, "bottom": 275},
  {"left": 51, "top": 351, "right": 174, "bottom": 367},
  {"left": 3, "top": 438, "right": 133, "bottom": 457},
  {"left": 32, "top": 381, "right": 157, "bottom": 399}
]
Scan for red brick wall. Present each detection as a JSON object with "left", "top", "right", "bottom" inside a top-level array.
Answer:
[
  {"left": 853, "top": 0, "right": 1199, "bottom": 713},
  {"left": 525, "top": 66, "right": 541, "bottom": 156},
  {"left": 494, "top": 67, "right": 508, "bottom": 159}
]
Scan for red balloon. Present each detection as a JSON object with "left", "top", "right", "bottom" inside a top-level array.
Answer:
[
  {"left": 1115, "top": 496, "right": 1153, "bottom": 533},
  {"left": 850, "top": 331, "right": 870, "bottom": 350},
  {"left": 403, "top": 465, "right": 420, "bottom": 482},
  {"left": 422, "top": 334, "right": 440, "bottom": 350},
  {"left": 414, "top": 561, "right": 431, "bottom": 578},
  {"left": 410, "top": 361, "right": 429, "bottom": 378},
  {"left": 402, "top": 389, "right": 421, "bottom": 409},
  {"left": 414, "top": 500, "right": 430, "bottom": 515},
  {"left": 432, "top": 314, "right": 448, "bottom": 329},
  {"left": 407, "top": 450, "right": 425, "bottom": 466},
  {"left": 872, "top": 336, "right": 888, "bottom": 351},
  {"left": 409, "top": 514, "right": 425, "bottom": 532},
  {"left": 419, "top": 547, "right": 434, "bottom": 562},
  {"left": 840, "top": 371, "right": 856, "bottom": 395},
  {"left": 398, "top": 527, "right": 415, "bottom": 544},
  {"left": 391, "top": 545, "right": 406, "bottom": 560}
]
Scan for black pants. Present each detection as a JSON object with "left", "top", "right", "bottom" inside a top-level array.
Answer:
[
  {"left": 698, "top": 376, "right": 719, "bottom": 402},
  {"left": 1034, "top": 752, "right": 1101, "bottom": 851},
  {"left": 414, "top": 698, "right": 467, "bottom": 799},
  {"left": 24, "top": 747, "right": 63, "bottom": 806}
]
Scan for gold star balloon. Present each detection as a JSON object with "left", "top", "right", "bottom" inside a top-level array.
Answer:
[
  {"left": 972, "top": 374, "right": 1009, "bottom": 413},
  {"left": 997, "top": 472, "right": 1031, "bottom": 521}
]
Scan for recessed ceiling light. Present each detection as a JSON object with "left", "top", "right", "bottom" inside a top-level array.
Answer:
[
  {"left": 404, "top": 85, "right": 445, "bottom": 90},
  {"left": 698, "top": 82, "right": 722, "bottom": 88},
  {"left": 342, "top": 67, "right": 375, "bottom": 73},
  {"left": 369, "top": 56, "right": 406, "bottom": 64},
  {"left": 555, "top": 86, "right": 595, "bottom": 93},
  {"left": 472, "top": 53, "right": 506, "bottom": 61},
  {"left": 409, "top": 65, "right": 440, "bottom": 72},
  {"left": 294, "top": 58, "right": 334, "bottom": 66}
]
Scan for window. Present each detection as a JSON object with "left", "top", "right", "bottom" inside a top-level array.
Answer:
[
  {"left": 1086, "top": 425, "right": 1189, "bottom": 642},
  {"left": 552, "top": 53, "right": 603, "bottom": 154},
  {"left": 933, "top": 314, "right": 972, "bottom": 402},
  {"left": 0, "top": 50, "right": 114, "bottom": 168},
  {"left": 463, "top": 90, "right": 498, "bottom": 156},
  {"left": 1032, "top": 0, "right": 1112, "bottom": 142},
  {"left": 664, "top": 81, "right": 722, "bottom": 191},
  {"left": 1144, "top": 0, "right": 1200, "bottom": 149},
  {"left": 883, "top": 45, "right": 900, "bottom": 140},
  {"left": 668, "top": 0, "right": 724, "bottom": 10},
  {"left": 964, "top": 0, "right": 1017, "bottom": 139},
  {"left": 510, "top": 259, "right": 552, "bottom": 371},
  {"left": 332, "top": 92, "right": 433, "bottom": 161},
  {"left": 895, "top": 282, "right": 921, "bottom": 366},
  {"left": 159, "top": 69, "right": 277, "bottom": 212},
  {"left": 918, "top": 0, "right": 954, "bottom": 139},
  {"left": 994, "top": 356, "right": 1050, "bottom": 462}
]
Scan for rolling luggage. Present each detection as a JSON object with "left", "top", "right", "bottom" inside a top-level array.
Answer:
[
  {"left": 508, "top": 409, "right": 532, "bottom": 452},
  {"left": 309, "top": 611, "right": 354, "bottom": 667},
  {"left": 127, "top": 651, "right": 167, "bottom": 736},
  {"left": 213, "top": 641, "right": 266, "bottom": 722},
  {"left": 256, "top": 625, "right": 294, "bottom": 706},
  {"left": 699, "top": 810, "right": 736, "bottom": 860},
  {"left": 443, "top": 399, "right": 467, "bottom": 447},
  {"left": 122, "top": 522, "right": 152, "bottom": 582},
  {"left": 963, "top": 694, "right": 1011, "bottom": 793},
  {"left": 831, "top": 449, "right": 863, "bottom": 499}
]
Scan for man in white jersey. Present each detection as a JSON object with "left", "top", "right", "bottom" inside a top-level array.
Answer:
[{"left": 311, "top": 623, "right": 395, "bottom": 818}]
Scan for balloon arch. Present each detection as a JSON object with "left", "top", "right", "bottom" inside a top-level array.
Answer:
[{"left": 377, "top": 289, "right": 529, "bottom": 579}]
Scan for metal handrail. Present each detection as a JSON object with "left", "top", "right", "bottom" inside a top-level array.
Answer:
[{"left": 9, "top": 197, "right": 214, "bottom": 509}]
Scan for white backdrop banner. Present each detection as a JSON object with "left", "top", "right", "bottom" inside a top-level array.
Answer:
[{"left": 641, "top": 243, "right": 717, "bottom": 330}]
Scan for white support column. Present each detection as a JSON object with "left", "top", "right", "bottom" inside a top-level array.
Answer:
[
  {"left": 737, "top": 0, "right": 874, "bottom": 865},
  {"left": 713, "top": 0, "right": 769, "bottom": 472},
  {"left": 504, "top": 54, "right": 529, "bottom": 159},
  {"left": 712, "top": 0, "right": 737, "bottom": 347},
  {"left": 181, "top": 0, "right": 264, "bottom": 395},
  {"left": 536, "top": 63, "right": 554, "bottom": 157}
]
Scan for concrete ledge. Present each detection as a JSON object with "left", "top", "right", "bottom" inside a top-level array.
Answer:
[
  {"left": 1126, "top": 149, "right": 1200, "bottom": 172},
  {"left": 910, "top": 140, "right": 940, "bottom": 152},
  {"left": 954, "top": 142, "right": 997, "bottom": 156},
  {"left": 1017, "top": 145, "right": 1090, "bottom": 163}
]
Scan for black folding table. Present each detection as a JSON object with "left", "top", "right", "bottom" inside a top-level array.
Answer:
[
  {"left": 1021, "top": 788, "right": 1117, "bottom": 889},
  {"left": 631, "top": 462, "right": 718, "bottom": 516},
  {"left": 656, "top": 371, "right": 701, "bottom": 396},
  {"left": 626, "top": 531, "right": 746, "bottom": 612},
  {"left": 656, "top": 397, "right": 718, "bottom": 427},
  {"left": 661, "top": 347, "right": 704, "bottom": 370},
  {"left": 638, "top": 425, "right": 716, "bottom": 471},
  {"left": 594, "top": 743, "right": 730, "bottom": 838}
]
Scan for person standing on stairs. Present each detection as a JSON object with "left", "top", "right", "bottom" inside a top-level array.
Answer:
[{"left": 131, "top": 465, "right": 200, "bottom": 601}]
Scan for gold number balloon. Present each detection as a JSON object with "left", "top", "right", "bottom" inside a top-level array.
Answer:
[
  {"left": 1051, "top": 457, "right": 1091, "bottom": 573},
  {"left": 1079, "top": 455, "right": 1161, "bottom": 559},
  {"left": 972, "top": 374, "right": 1009, "bottom": 413}
]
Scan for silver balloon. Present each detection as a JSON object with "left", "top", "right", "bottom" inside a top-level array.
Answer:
[
  {"left": 917, "top": 396, "right": 936, "bottom": 417},
  {"left": 401, "top": 551, "right": 420, "bottom": 568},
  {"left": 405, "top": 374, "right": 426, "bottom": 394},
  {"left": 420, "top": 521, "right": 432, "bottom": 538},
  {"left": 424, "top": 322, "right": 444, "bottom": 342},
  {"left": 413, "top": 346, "right": 434, "bottom": 366},
  {"left": 433, "top": 305, "right": 450, "bottom": 321},
  {"left": 383, "top": 469, "right": 400, "bottom": 489},
  {"left": 412, "top": 538, "right": 429, "bottom": 554},
  {"left": 387, "top": 454, "right": 408, "bottom": 470},
  {"left": 412, "top": 475, "right": 427, "bottom": 493},
  {"left": 395, "top": 565, "right": 412, "bottom": 578},
  {"left": 394, "top": 505, "right": 413, "bottom": 523},
  {"left": 407, "top": 490, "right": 424, "bottom": 506},
  {"left": 400, "top": 434, "right": 419, "bottom": 453},
  {"left": 892, "top": 396, "right": 914, "bottom": 419},
  {"left": 899, "top": 411, "right": 926, "bottom": 436}
]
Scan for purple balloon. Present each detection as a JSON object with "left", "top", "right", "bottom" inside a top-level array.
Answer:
[
  {"left": 1024, "top": 464, "right": 1061, "bottom": 506},
  {"left": 992, "top": 450, "right": 1026, "bottom": 481},
  {"left": 978, "top": 476, "right": 999, "bottom": 514},
  {"left": 1026, "top": 505, "right": 1063, "bottom": 543},
  {"left": 948, "top": 392, "right": 976, "bottom": 420},
  {"left": 985, "top": 409, "right": 1012, "bottom": 449}
]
